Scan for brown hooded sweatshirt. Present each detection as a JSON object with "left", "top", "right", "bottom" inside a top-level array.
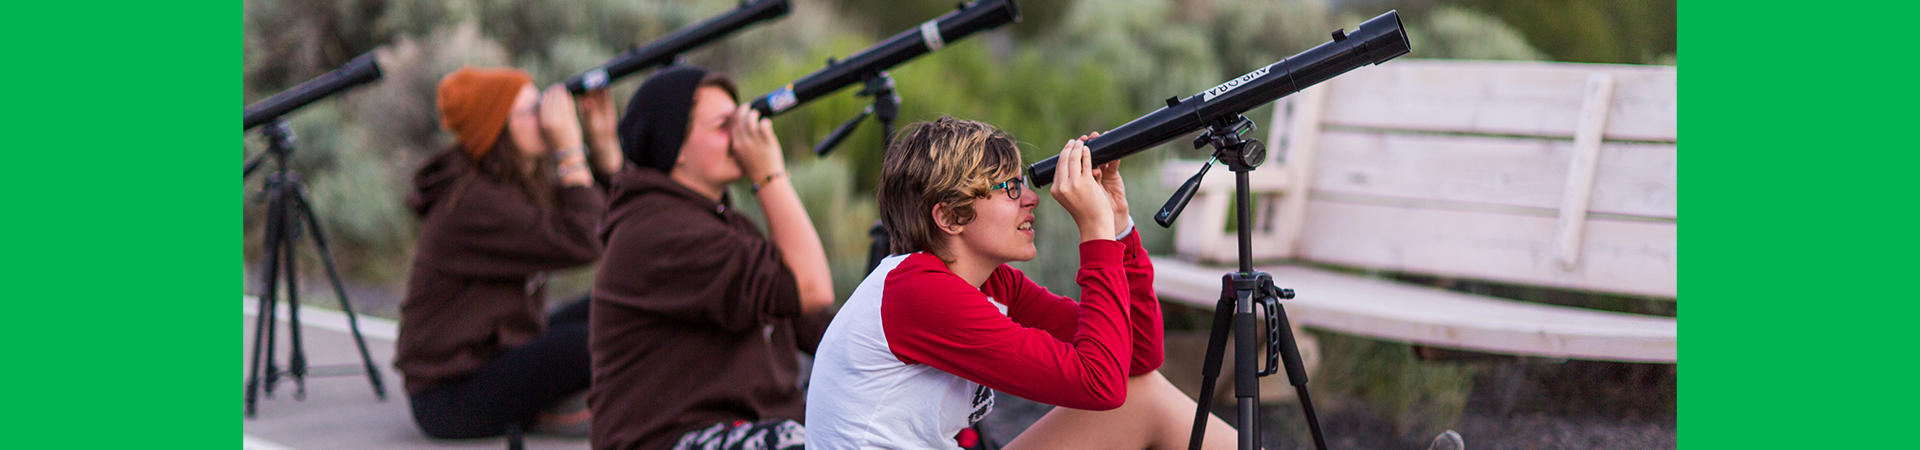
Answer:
[
  {"left": 393, "top": 151, "right": 607, "bottom": 395},
  {"left": 589, "top": 166, "right": 832, "bottom": 450}
]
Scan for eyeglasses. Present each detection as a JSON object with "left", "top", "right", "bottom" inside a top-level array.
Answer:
[
  {"left": 512, "top": 90, "right": 545, "bottom": 118},
  {"left": 988, "top": 175, "right": 1026, "bottom": 200}
]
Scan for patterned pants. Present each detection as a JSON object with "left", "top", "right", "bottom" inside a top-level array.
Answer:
[{"left": 671, "top": 419, "right": 805, "bottom": 450}]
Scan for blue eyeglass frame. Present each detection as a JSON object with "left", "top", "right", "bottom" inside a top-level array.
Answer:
[{"left": 989, "top": 175, "right": 1027, "bottom": 200}]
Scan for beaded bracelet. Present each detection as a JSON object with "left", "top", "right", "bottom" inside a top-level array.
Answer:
[{"left": 750, "top": 170, "right": 787, "bottom": 194}]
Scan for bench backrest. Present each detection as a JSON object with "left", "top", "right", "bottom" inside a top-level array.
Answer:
[{"left": 1166, "top": 60, "right": 1677, "bottom": 299}]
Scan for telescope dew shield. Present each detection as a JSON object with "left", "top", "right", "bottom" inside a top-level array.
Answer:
[
  {"left": 243, "top": 52, "right": 383, "bottom": 130},
  {"left": 564, "top": 0, "right": 790, "bottom": 94},
  {"left": 748, "top": 0, "right": 1020, "bottom": 116},
  {"left": 1027, "top": 10, "right": 1409, "bottom": 186}
]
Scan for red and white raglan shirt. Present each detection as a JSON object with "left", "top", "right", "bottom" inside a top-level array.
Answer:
[{"left": 807, "top": 227, "right": 1163, "bottom": 450}]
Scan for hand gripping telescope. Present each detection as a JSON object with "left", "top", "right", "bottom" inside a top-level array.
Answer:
[
  {"left": 563, "top": 0, "right": 791, "bottom": 94},
  {"left": 746, "top": 0, "right": 1020, "bottom": 155},
  {"left": 1026, "top": 12, "right": 1408, "bottom": 450}
]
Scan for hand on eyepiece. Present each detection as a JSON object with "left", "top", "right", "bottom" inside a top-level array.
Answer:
[
  {"left": 729, "top": 104, "right": 785, "bottom": 184},
  {"left": 1079, "top": 131, "right": 1131, "bottom": 235},
  {"left": 1051, "top": 137, "right": 1117, "bottom": 243},
  {"left": 538, "top": 84, "right": 584, "bottom": 151},
  {"left": 576, "top": 89, "right": 622, "bottom": 174}
]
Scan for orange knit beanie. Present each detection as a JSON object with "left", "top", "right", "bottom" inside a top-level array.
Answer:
[{"left": 436, "top": 67, "right": 532, "bottom": 158}]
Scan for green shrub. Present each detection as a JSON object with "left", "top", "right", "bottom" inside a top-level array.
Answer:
[{"left": 1404, "top": 6, "right": 1548, "bottom": 61}]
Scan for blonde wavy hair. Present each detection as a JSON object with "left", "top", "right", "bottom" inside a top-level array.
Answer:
[{"left": 877, "top": 117, "right": 1023, "bottom": 262}]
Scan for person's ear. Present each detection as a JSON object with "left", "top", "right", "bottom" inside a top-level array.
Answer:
[{"left": 931, "top": 203, "right": 964, "bottom": 236}]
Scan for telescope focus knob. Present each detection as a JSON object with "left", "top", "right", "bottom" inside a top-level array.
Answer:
[{"left": 1241, "top": 140, "right": 1266, "bottom": 169}]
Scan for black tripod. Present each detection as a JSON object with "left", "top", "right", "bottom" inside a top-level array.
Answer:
[
  {"left": 1157, "top": 115, "right": 1326, "bottom": 450},
  {"left": 243, "top": 119, "right": 387, "bottom": 417},
  {"left": 800, "top": 72, "right": 901, "bottom": 273}
]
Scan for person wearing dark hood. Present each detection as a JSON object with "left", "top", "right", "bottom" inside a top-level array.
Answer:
[
  {"left": 589, "top": 66, "right": 834, "bottom": 450},
  {"left": 395, "top": 66, "right": 623, "bottom": 439}
]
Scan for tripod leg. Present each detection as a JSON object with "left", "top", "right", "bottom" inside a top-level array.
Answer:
[
  {"left": 282, "top": 226, "right": 309, "bottom": 401},
  {"left": 293, "top": 186, "right": 388, "bottom": 400},
  {"left": 1251, "top": 294, "right": 1328, "bottom": 448},
  {"left": 1265, "top": 299, "right": 1326, "bottom": 450},
  {"left": 245, "top": 185, "right": 288, "bottom": 416},
  {"left": 1233, "top": 289, "right": 1261, "bottom": 450},
  {"left": 866, "top": 222, "right": 889, "bottom": 273},
  {"left": 1186, "top": 293, "right": 1236, "bottom": 450},
  {"left": 263, "top": 187, "right": 287, "bottom": 397}
]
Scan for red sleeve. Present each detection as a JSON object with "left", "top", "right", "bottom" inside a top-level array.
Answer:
[
  {"left": 1118, "top": 228, "right": 1164, "bottom": 375},
  {"left": 882, "top": 242, "right": 1134, "bottom": 411},
  {"left": 993, "top": 266, "right": 1081, "bottom": 343},
  {"left": 984, "top": 229, "right": 1164, "bottom": 376}
]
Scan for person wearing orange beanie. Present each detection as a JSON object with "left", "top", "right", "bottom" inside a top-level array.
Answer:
[{"left": 395, "top": 66, "right": 623, "bottom": 440}]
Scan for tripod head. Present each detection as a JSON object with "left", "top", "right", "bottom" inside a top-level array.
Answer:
[
  {"left": 263, "top": 120, "right": 296, "bottom": 157},
  {"left": 1191, "top": 115, "right": 1265, "bottom": 171},
  {"left": 1154, "top": 114, "right": 1268, "bottom": 228},
  {"left": 243, "top": 119, "right": 298, "bottom": 179},
  {"left": 812, "top": 72, "right": 901, "bottom": 156}
]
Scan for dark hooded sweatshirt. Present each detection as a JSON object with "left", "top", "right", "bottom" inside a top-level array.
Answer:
[
  {"left": 589, "top": 166, "right": 832, "bottom": 450},
  {"left": 394, "top": 151, "right": 607, "bottom": 395}
]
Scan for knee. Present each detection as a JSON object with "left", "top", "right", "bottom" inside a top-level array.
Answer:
[{"left": 1123, "top": 370, "right": 1199, "bottom": 412}]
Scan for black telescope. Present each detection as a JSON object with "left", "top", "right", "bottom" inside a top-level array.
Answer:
[
  {"left": 243, "top": 52, "right": 382, "bottom": 130},
  {"left": 747, "top": 0, "right": 1019, "bottom": 117},
  {"left": 1026, "top": 10, "right": 1409, "bottom": 187},
  {"left": 563, "top": 0, "right": 789, "bottom": 94}
]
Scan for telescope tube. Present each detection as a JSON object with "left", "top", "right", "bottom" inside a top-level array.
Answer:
[
  {"left": 748, "top": 0, "right": 1020, "bottom": 116},
  {"left": 564, "top": 0, "right": 790, "bottom": 94},
  {"left": 243, "top": 52, "right": 382, "bottom": 130},
  {"left": 1027, "top": 10, "right": 1409, "bottom": 187}
]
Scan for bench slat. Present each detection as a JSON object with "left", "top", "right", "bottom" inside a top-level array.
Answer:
[
  {"left": 1320, "top": 61, "right": 1676, "bottom": 142},
  {"left": 1296, "top": 200, "right": 1676, "bottom": 298},
  {"left": 1152, "top": 260, "right": 1676, "bottom": 363},
  {"left": 1311, "top": 131, "right": 1677, "bottom": 219}
]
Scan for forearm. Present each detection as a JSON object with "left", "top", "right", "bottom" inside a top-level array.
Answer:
[
  {"left": 587, "top": 132, "right": 623, "bottom": 175},
  {"left": 554, "top": 145, "right": 593, "bottom": 187},
  {"left": 1118, "top": 227, "right": 1164, "bottom": 375},
  {"left": 755, "top": 177, "right": 835, "bottom": 315}
]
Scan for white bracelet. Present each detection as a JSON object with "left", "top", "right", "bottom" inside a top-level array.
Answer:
[
  {"left": 552, "top": 145, "right": 585, "bottom": 161},
  {"left": 557, "top": 161, "right": 590, "bottom": 179}
]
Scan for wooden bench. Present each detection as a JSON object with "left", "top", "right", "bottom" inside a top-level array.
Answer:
[{"left": 1154, "top": 59, "right": 1676, "bottom": 364}]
